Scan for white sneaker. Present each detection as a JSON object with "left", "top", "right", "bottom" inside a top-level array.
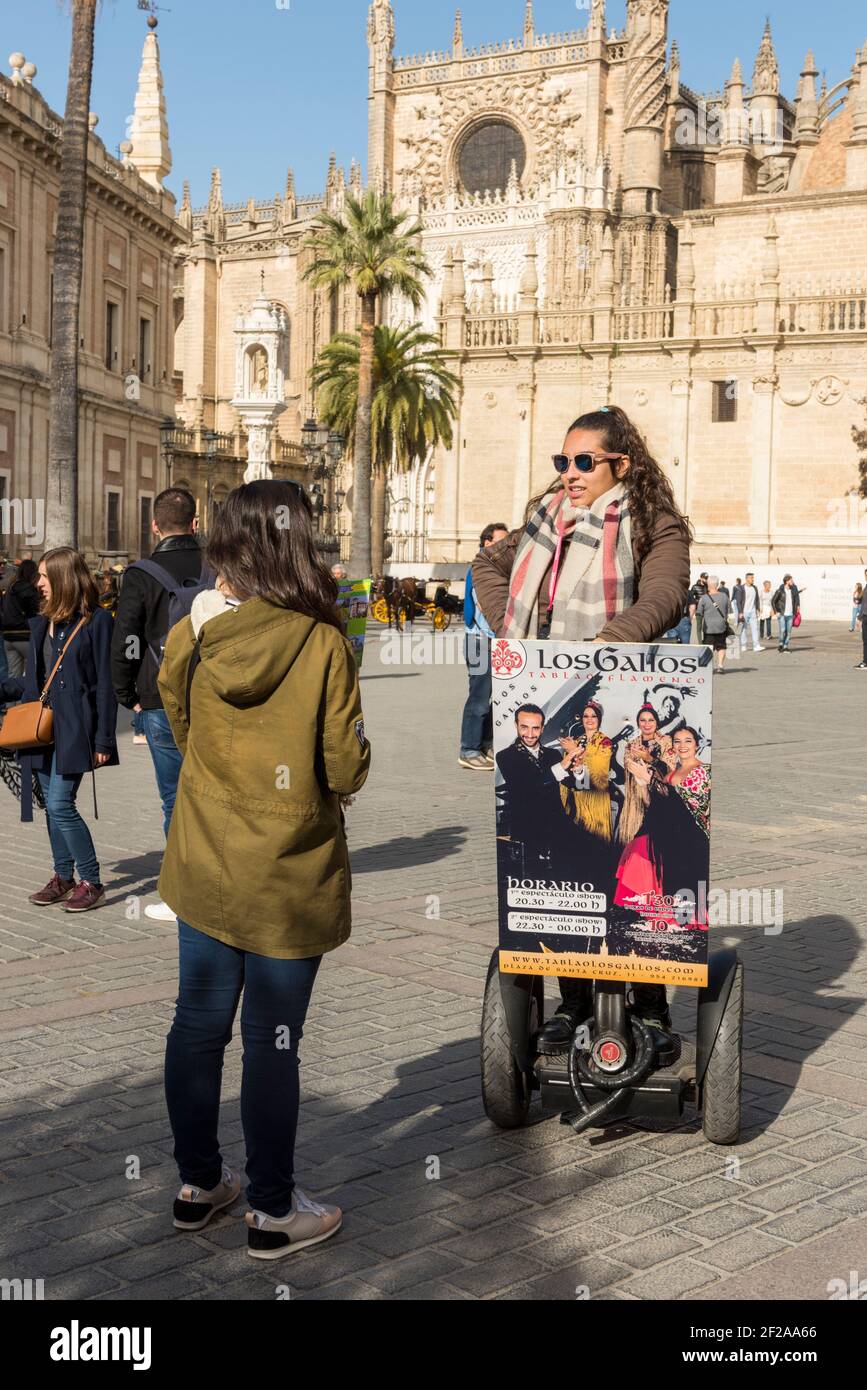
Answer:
[
  {"left": 145, "top": 900, "right": 177, "bottom": 923},
  {"left": 753, "top": 645, "right": 766, "bottom": 652},
  {"left": 246, "top": 1187, "right": 342, "bottom": 1260}
]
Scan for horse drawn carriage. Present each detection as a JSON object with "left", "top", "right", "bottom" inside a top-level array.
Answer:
[{"left": 371, "top": 577, "right": 461, "bottom": 631}]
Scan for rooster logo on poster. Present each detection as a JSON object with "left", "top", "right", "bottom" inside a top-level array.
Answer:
[{"left": 492, "top": 641, "right": 714, "bottom": 988}]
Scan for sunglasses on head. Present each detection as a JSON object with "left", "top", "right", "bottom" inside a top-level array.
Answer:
[{"left": 552, "top": 451, "right": 627, "bottom": 475}]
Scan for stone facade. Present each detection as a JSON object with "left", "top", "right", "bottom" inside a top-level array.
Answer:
[
  {"left": 370, "top": 1, "right": 867, "bottom": 579},
  {"left": 0, "top": 33, "right": 183, "bottom": 563},
  {"left": 174, "top": 4, "right": 867, "bottom": 595}
]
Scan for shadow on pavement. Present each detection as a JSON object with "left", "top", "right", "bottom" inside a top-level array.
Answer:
[{"left": 349, "top": 825, "right": 468, "bottom": 873}]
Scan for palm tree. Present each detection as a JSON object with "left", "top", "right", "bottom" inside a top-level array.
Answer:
[
  {"left": 45, "top": 0, "right": 98, "bottom": 549},
  {"left": 311, "top": 325, "right": 459, "bottom": 575},
  {"left": 304, "top": 190, "right": 429, "bottom": 576}
]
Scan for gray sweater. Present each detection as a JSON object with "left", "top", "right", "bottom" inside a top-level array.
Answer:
[{"left": 697, "top": 591, "right": 731, "bottom": 635}]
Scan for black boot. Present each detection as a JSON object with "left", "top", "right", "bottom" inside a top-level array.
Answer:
[
  {"left": 630, "top": 983, "right": 672, "bottom": 1032},
  {"left": 538, "top": 978, "right": 593, "bottom": 1050}
]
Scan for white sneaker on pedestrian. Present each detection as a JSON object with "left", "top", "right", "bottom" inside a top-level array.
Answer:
[
  {"left": 145, "top": 900, "right": 177, "bottom": 923},
  {"left": 753, "top": 645, "right": 766, "bottom": 652},
  {"left": 246, "top": 1187, "right": 342, "bottom": 1260}
]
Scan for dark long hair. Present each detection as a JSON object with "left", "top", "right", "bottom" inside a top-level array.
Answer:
[
  {"left": 206, "top": 481, "right": 341, "bottom": 632},
  {"left": 524, "top": 404, "right": 693, "bottom": 562}
]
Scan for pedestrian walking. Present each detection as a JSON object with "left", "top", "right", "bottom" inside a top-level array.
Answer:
[
  {"left": 695, "top": 577, "right": 732, "bottom": 675},
  {"left": 159, "top": 480, "right": 370, "bottom": 1259},
  {"left": 459, "top": 521, "right": 508, "bottom": 770},
  {"left": 731, "top": 577, "right": 744, "bottom": 628},
  {"left": 472, "top": 403, "right": 690, "bottom": 1044},
  {"left": 773, "top": 574, "right": 800, "bottom": 652},
  {"left": 688, "top": 572, "right": 709, "bottom": 642},
  {"left": 111, "top": 488, "right": 205, "bottom": 923},
  {"left": 2, "top": 559, "right": 41, "bottom": 677},
  {"left": 0, "top": 547, "right": 118, "bottom": 911},
  {"left": 759, "top": 580, "right": 774, "bottom": 641},
  {"left": 739, "top": 571, "right": 764, "bottom": 652},
  {"left": 851, "top": 582, "right": 863, "bottom": 632},
  {"left": 855, "top": 585, "right": 867, "bottom": 669}
]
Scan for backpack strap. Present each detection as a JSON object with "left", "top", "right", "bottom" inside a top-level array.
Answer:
[{"left": 128, "top": 558, "right": 182, "bottom": 596}]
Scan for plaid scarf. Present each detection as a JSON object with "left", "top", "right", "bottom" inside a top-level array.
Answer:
[{"left": 503, "top": 483, "right": 633, "bottom": 640}]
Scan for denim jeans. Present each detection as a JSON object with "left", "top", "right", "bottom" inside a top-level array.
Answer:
[
  {"left": 760, "top": 617, "right": 773, "bottom": 640},
  {"left": 740, "top": 612, "right": 761, "bottom": 650},
  {"left": 778, "top": 614, "right": 794, "bottom": 649},
  {"left": 35, "top": 751, "right": 100, "bottom": 884},
  {"left": 141, "top": 708, "right": 183, "bottom": 837},
  {"left": 164, "top": 920, "right": 322, "bottom": 1217},
  {"left": 665, "top": 615, "right": 692, "bottom": 644},
  {"left": 460, "top": 633, "right": 492, "bottom": 757},
  {"left": 851, "top": 606, "right": 861, "bottom": 632}
]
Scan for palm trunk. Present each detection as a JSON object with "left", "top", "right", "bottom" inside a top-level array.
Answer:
[
  {"left": 45, "top": 0, "right": 97, "bottom": 550},
  {"left": 371, "top": 462, "right": 387, "bottom": 577},
  {"left": 348, "top": 290, "right": 377, "bottom": 577}
]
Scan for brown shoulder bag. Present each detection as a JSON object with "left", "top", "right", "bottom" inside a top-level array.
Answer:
[{"left": 0, "top": 616, "right": 89, "bottom": 752}]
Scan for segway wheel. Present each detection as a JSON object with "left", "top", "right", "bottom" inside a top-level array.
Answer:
[
  {"left": 702, "top": 960, "right": 744, "bottom": 1146},
  {"left": 480, "top": 953, "right": 534, "bottom": 1129}
]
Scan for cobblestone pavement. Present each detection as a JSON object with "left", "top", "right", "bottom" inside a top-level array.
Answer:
[{"left": 1, "top": 623, "right": 866, "bottom": 1301}]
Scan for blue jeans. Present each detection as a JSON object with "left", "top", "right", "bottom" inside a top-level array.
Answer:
[
  {"left": 164, "top": 920, "right": 322, "bottom": 1216},
  {"left": 460, "top": 633, "right": 492, "bottom": 757},
  {"left": 664, "top": 616, "right": 692, "bottom": 644},
  {"left": 851, "top": 606, "right": 860, "bottom": 632},
  {"left": 141, "top": 708, "right": 183, "bottom": 837},
  {"left": 778, "top": 614, "right": 794, "bottom": 648},
  {"left": 35, "top": 752, "right": 100, "bottom": 884}
]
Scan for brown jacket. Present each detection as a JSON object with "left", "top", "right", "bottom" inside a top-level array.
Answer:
[{"left": 472, "top": 509, "right": 690, "bottom": 643}]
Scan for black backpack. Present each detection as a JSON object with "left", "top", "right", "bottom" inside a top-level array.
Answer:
[{"left": 127, "top": 559, "right": 215, "bottom": 669}]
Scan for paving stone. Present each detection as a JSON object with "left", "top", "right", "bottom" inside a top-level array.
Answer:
[
  {"left": 760, "top": 1204, "right": 845, "bottom": 1243},
  {"left": 601, "top": 1199, "right": 691, "bottom": 1238},
  {"left": 613, "top": 1230, "right": 702, "bottom": 1271},
  {"left": 509, "top": 1257, "right": 631, "bottom": 1300},
  {"left": 674, "top": 1203, "right": 763, "bottom": 1239},
  {"left": 694, "top": 1229, "right": 789, "bottom": 1272}
]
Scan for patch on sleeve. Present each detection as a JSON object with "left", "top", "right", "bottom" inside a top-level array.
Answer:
[{"left": 355, "top": 719, "right": 367, "bottom": 750}]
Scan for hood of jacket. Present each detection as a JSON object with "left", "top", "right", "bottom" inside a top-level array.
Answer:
[{"left": 191, "top": 594, "right": 318, "bottom": 706}]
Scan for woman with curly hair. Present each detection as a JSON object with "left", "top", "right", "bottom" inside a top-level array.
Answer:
[
  {"left": 472, "top": 404, "right": 691, "bottom": 644},
  {"left": 559, "top": 699, "right": 614, "bottom": 843},
  {"left": 473, "top": 404, "right": 692, "bottom": 1044},
  {"left": 618, "top": 702, "right": 673, "bottom": 847}
]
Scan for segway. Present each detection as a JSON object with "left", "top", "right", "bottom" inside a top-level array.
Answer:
[{"left": 480, "top": 949, "right": 743, "bottom": 1144}]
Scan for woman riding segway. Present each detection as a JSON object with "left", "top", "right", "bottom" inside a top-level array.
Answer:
[{"left": 472, "top": 404, "right": 691, "bottom": 1047}]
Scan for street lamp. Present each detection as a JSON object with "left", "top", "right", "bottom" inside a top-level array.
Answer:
[
  {"left": 159, "top": 417, "right": 175, "bottom": 486},
  {"left": 300, "top": 417, "right": 345, "bottom": 541}
]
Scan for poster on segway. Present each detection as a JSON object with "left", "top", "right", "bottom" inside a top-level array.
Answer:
[
  {"left": 492, "top": 639, "right": 713, "bottom": 989},
  {"left": 336, "top": 579, "right": 372, "bottom": 669}
]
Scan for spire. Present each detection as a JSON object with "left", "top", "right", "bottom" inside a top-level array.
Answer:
[
  {"left": 284, "top": 166, "right": 297, "bottom": 219},
  {"left": 208, "top": 166, "right": 223, "bottom": 213},
  {"left": 179, "top": 179, "right": 192, "bottom": 232},
  {"left": 794, "top": 50, "right": 820, "bottom": 144},
  {"left": 752, "top": 18, "right": 780, "bottom": 96},
  {"left": 523, "top": 0, "right": 534, "bottom": 48},
  {"left": 588, "top": 0, "right": 606, "bottom": 42},
  {"left": 453, "top": 11, "right": 463, "bottom": 58},
  {"left": 127, "top": 17, "right": 172, "bottom": 190}
]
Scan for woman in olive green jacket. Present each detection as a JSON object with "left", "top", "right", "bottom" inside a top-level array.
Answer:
[{"left": 159, "top": 480, "right": 370, "bottom": 1261}]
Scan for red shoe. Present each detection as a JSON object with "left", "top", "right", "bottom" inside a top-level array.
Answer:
[
  {"left": 29, "top": 874, "right": 76, "bottom": 906},
  {"left": 63, "top": 880, "right": 106, "bottom": 913}
]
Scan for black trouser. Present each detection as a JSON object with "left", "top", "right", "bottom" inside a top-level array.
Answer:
[
  {"left": 760, "top": 618, "right": 773, "bottom": 639},
  {"left": 862, "top": 622, "right": 867, "bottom": 665}
]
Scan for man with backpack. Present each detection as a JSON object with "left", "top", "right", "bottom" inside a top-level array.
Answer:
[{"left": 111, "top": 489, "right": 207, "bottom": 922}]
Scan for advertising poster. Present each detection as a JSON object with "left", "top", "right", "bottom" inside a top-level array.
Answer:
[
  {"left": 336, "top": 579, "right": 372, "bottom": 669},
  {"left": 492, "top": 639, "right": 713, "bottom": 989}
]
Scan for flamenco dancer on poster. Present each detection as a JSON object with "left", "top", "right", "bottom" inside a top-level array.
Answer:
[
  {"left": 473, "top": 404, "right": 691, "bottom": 1046},
  {"left": 615, "top": 725, "right": 710, "bottom": 938},
  {"left": 496, "top": 704, "right": 591, "bottom": 879},
  {"left": 617, "top": 703, "right": 673, "bottom": 848}
]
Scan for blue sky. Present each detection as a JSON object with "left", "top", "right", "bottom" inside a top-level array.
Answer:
[{"left": 5, "top": 1, "right": 864, "bottom": 206}]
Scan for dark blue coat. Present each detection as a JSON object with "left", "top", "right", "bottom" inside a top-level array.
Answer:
[{"left": 1, "top": 607, "right": 119, "bottom": 774}]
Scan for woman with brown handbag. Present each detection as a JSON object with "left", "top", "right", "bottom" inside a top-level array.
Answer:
[{"left": 0, "top": 548, "right": 118, "bottom": 912}]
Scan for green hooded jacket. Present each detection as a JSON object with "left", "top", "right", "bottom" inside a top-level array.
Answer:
[{"left": 157, "top": 595, "right": 370, "bottom": 959}]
